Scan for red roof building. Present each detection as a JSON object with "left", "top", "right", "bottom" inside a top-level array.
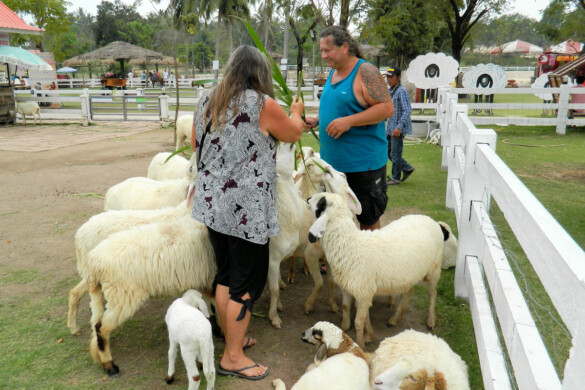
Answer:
[{"left": 0, "top": 1, "right": 43, "bottom": 36}]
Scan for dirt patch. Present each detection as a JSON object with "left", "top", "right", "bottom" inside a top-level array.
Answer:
[{"left": 0, "top": 121, "right": 431, "bottom": 389}]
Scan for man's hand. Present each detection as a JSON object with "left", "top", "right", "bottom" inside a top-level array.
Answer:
[
  {"left": 326, "top": 116, "right": 353, "bottom": 139},
  {"left": 392, "top": 128, "right": 401, "bottom": 137},
  {"left": 305, "top": 116, "right": 319, "bottom": 129}
]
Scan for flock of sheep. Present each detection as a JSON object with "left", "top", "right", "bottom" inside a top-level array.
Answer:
[{"left": 65, "top": 114, "right": 468, "bottom": 389}]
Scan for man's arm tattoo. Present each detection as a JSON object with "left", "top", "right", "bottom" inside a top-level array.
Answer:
[{"left": 360, "top": 63, "right": 391, "bottom": 103}]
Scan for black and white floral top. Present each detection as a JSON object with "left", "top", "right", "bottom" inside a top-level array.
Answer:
[{"left": 192, "top": 89, "right": 279, "bottom": 244}]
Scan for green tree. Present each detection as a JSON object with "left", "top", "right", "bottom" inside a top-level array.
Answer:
[
  {"left": 363, "top": 0, "right": 443, "bottom": 69},
  {"left": 438, "top": 0, "right": 506, "bottom": 62},
  {"left": 94, "top": 0, "right": 144, "bottom": 47},
  {"left": 4, "top": 0, "right": 71, "bottom": 51}
]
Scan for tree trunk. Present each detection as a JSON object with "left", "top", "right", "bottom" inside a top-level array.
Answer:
[
  {"left": 339, "top": 0, "right": 350, "bottom": 27},
  {"left": 283, "top": 0, "right": 291, "bottom": 81},
  {"left": 228, "top": 22, "right": 233, "bottom": 56},
  {"left": 214, "top": 18, "right": 222, "bottom": 82}
]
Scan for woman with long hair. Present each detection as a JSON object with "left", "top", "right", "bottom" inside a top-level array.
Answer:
[{"left": 191, "top": 45, "right": 305, "bottom": 381}]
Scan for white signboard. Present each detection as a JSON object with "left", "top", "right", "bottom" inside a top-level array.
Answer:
[{"left": 212, "top": 60, "right": 219, "bottom": 70}]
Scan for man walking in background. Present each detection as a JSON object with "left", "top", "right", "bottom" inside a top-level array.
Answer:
[{"left": 385, "top": 66, "right": 415, "bottom": 185}]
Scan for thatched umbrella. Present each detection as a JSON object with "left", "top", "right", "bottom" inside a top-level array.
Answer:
[
  {"left": 63, "top": 41, "right": 166, "bottom": 77},
  {"left": 361, "top": 44, "right": 387, "bottom": 68}
]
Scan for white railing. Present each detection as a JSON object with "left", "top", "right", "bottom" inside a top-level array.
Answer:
[{"left": 438, "top": 86, "right": 585, "bottom": 390}]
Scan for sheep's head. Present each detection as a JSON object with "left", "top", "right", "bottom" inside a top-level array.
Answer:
[
  {"left": 307, "top": 192, "right": 352, "bottom": 243},
  {"left": 301, "top": 321, "right": 366, "bottom": 366},
  {"left": 320, "top": 164, "right": 361, "bottom": 215},
  {"left": 181, "top": 289, "right": 210, "bottom": 318},
  {"left": 276, "top": 142, "right": 296, "bottom": 177},
  {"left": 373, "top": 363, "right": 447, "bottom": 390}
]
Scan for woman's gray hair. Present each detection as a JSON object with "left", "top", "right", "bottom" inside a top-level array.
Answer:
[
  {"left": 320, "top": 26, "right": 363, "bottom": 59},
  {"left": 206, "top": 45, "right": 274, "bottom": 130}
]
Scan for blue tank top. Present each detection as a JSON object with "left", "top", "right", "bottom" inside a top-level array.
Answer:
[{"left": 319, "top": 58, "right": 387, "bottom": 173}]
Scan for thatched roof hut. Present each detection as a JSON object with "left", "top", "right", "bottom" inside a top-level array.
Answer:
[{"left": 63, "top": 41, "right": 166, "bottom": 75}]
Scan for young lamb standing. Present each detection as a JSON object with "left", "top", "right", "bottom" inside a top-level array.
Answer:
[
  {"left": 88, "top": 215, "right": 217, "bottom": 376},
  {"left": 16, "top": 101, "right": 41, "bottom": 125},
  {"left": 370, "top": 329, "right": 470, "bottom": 390},
  {"left": 271, "top": 321, "right": 370, "bottom": 390},
  {"left": 307, "top": 192, "right": 446, "bottom": 347},
  {"left": 165, "top": 290, "right": 216, "bottom": 390}
]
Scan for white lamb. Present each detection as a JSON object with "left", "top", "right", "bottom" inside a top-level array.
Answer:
[
  {"left": 271, "top": 353, "right": 370, "bottom": 390},
  {"left": 165, "top": 290, "right": 216, "bottom": 390},
  {"left": 67, "top": 201, "right": 191, "bottom": 335},
  {"left": 175, "top": 114, "right": 194, "bottom": 152},
  {"left": 272, "top": 321, "right": 370, "bottom": 390},
  {"left": 307, "top": 192, "right": 446, "bottom": 347},
  {"left": 87, "top": 215, "right": 217, "bottom": 376},
  {"left": 147, "top": 152, "right": 189, "bottom": 181},
  {"left": 103, "top": 176, "right": 189, "bottom": 211},
  {"left": 17, "top": 101, "right": 41, "bottom": 125},
  {"left": 371, "top": 329, "right": 470, "bottom": 390}
]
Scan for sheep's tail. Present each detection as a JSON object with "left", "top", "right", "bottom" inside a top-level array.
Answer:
[
  {"left": 438, "top": 221, "right": 451, "bottom": 241},
  {"left": 271, "top": 379, "right": 287, "bottom": 390}
]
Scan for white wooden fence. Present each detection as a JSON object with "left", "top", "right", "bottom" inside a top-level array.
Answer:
[{"left": 438, "top": 86, "right": 585, "bottom": 390}]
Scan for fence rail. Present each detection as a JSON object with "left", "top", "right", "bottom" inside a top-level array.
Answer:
[
  {"left": 438, "top": 86, "right": 585, "bottom": 390},
  {"left": 14, "top": 85, "right": 585, "bottom": 133}
]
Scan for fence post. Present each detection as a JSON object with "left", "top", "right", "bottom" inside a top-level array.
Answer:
[
  {"left": 159, "top": 94, "right": 169, "bottom": 124},
  {"left": 444, "top": 101, "right": 467, "bottom": 211},
  {"left": 556, "top": 84, "right": 570, "bottom": 135},
  {"left": 80, "top": 88, "right": 90, "bottom": 127},
  {"left": 137, "top": 88, "right": 144, "bottom": 111},
  {"left": 454, "top": 127, "right": 497, "bottom": 299}
]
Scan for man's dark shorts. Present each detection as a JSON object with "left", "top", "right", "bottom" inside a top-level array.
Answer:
[
  {"left": 345, "top": 165, "right": 388, "bottom": 226},
  {"left": 207, "top": 227, "right": 269, "bottom": 305}
]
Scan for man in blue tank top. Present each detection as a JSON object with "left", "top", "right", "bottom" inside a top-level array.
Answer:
[{"left": 306, "top": 26, "right": 394, "bottom": 231}]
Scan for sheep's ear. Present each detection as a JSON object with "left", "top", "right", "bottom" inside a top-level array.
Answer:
[
  {"left": 308, "top": 214, "right": 328, "bottom": 243},
  {"left": 187, "top": 182, "right": 196, "bottom": 207},
  {"left": 314, "top": 343, "right": 328, "bottom": 366},
  {"left": 196, "top": 298, "right": 211, "bottom": 318},
  {"left": 430, "top": 371, "right": 447, "bottom": 390},
  {"left": 345, "top": 187, "right": 362, "bottom": 215},
  {"left": 293, "top": 170, "right": 304, "bottom": 183}
]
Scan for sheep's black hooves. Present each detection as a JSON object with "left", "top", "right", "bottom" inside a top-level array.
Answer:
[
  {"left": 165, "top": 375, "right": 175, "bottom": 384},
  {"left": 104, "top": 361, "right": 120, "bottom": 377}
]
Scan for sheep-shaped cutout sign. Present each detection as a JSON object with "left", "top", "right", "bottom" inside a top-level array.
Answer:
[
  {"left": 405, "top": 53, "right": 459, "bottom": 89},
  {"left": 462, "top": 63, "right": 507, "bottom": 94},
  {"left": 531, "top": 73, "right": 574, "bottom": 101}
]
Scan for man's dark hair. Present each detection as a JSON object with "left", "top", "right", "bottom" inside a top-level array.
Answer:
[
  {"left": 576, "top": 75, "right": 585, "bottom": 84},
  {"left": 320, "top": 26, "right": 363, "bottom": 59}
]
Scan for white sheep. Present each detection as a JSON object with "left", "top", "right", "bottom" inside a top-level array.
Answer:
[
  {"left": 147, "top": 152, "right": 189, "bottom": 181},
  {"left": 103, "top": 176, "right": 189, "bottom": 211},
  {"left": 300, "top": 161, "right": 362, "bottom": 315},
  {"left": 17, "top": 101, "right": 41, "bottom": 125},
  {"left": 271, "top": 353, "right": 370, "bottom": 390},
  {"left": 271, "top": 321, "right": 370, "bottom": 390},
  {"left": 307, "top": 192, "right": 445, "bottom": 347},
  {"left": 266, "top": 142, "right": 304, "bottom": 328},
  {"left": 87, "top": 215, "right": 217, "bottom": 376},
  {"left": 67, "top": 201, "right": 191, "bottom": 335},
  {"left": 165, "top": 290, "right": 216, "bottom": 390},
  {"left": 175, "top": 114, "right": 194, "bottom": 152},
  {"left": 371, "top": 329, "right": 470, "bottom": 390}
]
